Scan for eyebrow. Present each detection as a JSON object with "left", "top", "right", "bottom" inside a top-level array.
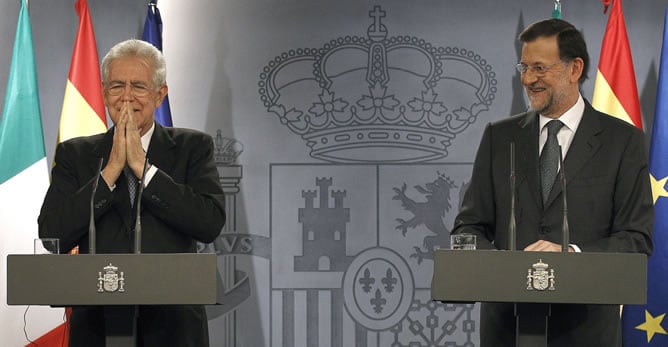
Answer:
[{"left": 107, "top": 80, "right": 150, "bottom": 85}]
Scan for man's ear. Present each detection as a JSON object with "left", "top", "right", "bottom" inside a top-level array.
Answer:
[
  {"left": 570, "top": 58, "right": 585, "bottom": 83},
  {"left": 155, "top": 85, "right": 168, "bottom": 108}
]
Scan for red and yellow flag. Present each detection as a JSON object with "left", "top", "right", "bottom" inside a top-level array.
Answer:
[
  {"left": 592, "top": 0, "right": 642, "bottom": 129},
  {"left": 58, "top": 0, "right": 106, "bottom": 143}
]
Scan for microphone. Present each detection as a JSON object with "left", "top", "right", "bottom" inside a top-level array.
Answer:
[
  {"left": 89, "top": 158, "right": 104, "bottom": 255},
  {"left": 134, "top": 156, "right": 150, "bottom": 254},
  {"left": 558, "top": 145, "right": 569, "bottom": 252},
  {"left": 508, "top": 142, "right": 517, "bottom": 251}
]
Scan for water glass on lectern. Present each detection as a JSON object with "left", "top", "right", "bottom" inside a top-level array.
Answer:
[{"left": 450, "top": 234, "right": 476, "bottom": 250}]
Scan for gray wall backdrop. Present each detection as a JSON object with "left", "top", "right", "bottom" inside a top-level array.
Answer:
[{"left": 1, "top": 1, "right": 665, "bottom": 346}]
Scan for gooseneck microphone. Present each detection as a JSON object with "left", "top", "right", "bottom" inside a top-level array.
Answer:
[
  {"left": 89, "top": 158, "right": 104, "bottom": 255},
  {"left": 558, "top": 145, "right": 569, "bottom": 252},
  {"left": 508, "top": 142, "right": 517, "bottom": 251},
  {"left": 134, "top": 156, "right": 150, "bottom": 254}
]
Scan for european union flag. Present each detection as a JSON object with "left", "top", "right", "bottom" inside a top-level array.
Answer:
[
  {"left": 142, "top": 0, "right": 173, "bottom": 127},
  {"left": 621, "top": 6, "right": 668, "bottom": 346}
]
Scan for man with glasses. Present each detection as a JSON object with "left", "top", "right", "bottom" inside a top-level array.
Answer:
[
  {"left": 38, "top": 39, "right": 226, "bottom": 346},
  {"left": 451, "top": 18, "right": 653, "bottom": 346}
]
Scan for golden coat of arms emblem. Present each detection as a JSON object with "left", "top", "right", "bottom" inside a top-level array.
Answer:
[
  {"left": 97, "top": 263, "right": 125, "bottom": 293},
  {"left": 526, "top": 259, "right": 555, "bottom": 291}
]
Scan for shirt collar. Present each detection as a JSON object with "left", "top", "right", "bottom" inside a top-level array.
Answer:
[
  {"left": 140, "top": 122, "right": 155, "bottom": 152},
  {"left": 538, "top": 94, "right": 584, "bottom": 132}
]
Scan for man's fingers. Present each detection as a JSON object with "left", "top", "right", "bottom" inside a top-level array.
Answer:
[{"left": 524, "top": 240, "right": 561, "bottom": 252}]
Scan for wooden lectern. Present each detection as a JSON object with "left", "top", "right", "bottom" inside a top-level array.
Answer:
[
  {"left": 7, "top": 253, "right": 219, "bottom": 347},
  {"left": 431, "top": 250, "right": 647, "bottom": 347}
]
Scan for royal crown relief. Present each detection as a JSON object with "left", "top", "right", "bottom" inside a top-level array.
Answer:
[{"left": 258, "top": 5, "right": 497, "bottom": 163}]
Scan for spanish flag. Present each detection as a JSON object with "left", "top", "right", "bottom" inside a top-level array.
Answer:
[
  {"left": 592, "top": 0, "right": 643, "bottom": 129},
  {"left": 58, "top": 0, "right": 107, "bottom": 143}
]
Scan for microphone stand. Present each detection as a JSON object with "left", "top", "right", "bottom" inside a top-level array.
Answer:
[
  {"left": 509, "top": 142, "right": 517, "bottom": 251},
  {"left": 89, "top": 158, "right": 104, "bottom": 255},
  {"left": 558, "top": 146, "right": 569, "bottom": 252},
  {"left": 134, "top": 157, "right": 150, "bottom": 254}
]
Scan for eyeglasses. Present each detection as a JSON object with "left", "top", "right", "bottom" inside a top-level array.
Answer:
[
  {"left": 105, "top": 82, "right": 153, "bottom": 97},
  {"left": 515, "top": 61, "right": 563, "bottom": 75}
]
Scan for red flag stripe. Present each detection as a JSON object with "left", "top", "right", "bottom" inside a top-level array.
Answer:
[{"left": 68, "top": 0, "right": 105, "bottom": 124}]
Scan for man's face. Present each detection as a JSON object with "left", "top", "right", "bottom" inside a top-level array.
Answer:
[
  {"left": 519, "top": 35, "right": 576, "bottom": 118},
  {"left": 103, "top": 56, "right": 167, "bottom": 134}
]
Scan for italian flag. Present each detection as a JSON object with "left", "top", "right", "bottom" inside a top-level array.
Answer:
[
  {"left": 0, "top": 1, "right": 65, "bottom": 345},
  {"left": 592, "top": 0, "right": 643, "bottom": 129}
]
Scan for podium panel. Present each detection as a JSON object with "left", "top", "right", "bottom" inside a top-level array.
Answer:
[
  {"left": 7, "top": 253, "right": 218, "bottom": 306},
  {"left": 431, "top": 250, "right": 646, "bottom": 305}
]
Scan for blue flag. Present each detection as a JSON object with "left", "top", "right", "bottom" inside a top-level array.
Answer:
[
  {"left": 621, "top": 6, "right": 668, "bottom": 346},
  {"left": 142, "top": 0, "right": 173, "bottom": 127}
]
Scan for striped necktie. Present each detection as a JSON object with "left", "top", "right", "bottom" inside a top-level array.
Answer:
[
  {"left": 539, "top": 120, "right": 564, "bottom": 202},
  {"left": 123, "top": 166, "right": 139, "bottom": 207}
]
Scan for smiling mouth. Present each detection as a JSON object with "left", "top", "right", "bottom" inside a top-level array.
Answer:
[{"left": 528, "top": 85, "right": 546, "bottom": 93}]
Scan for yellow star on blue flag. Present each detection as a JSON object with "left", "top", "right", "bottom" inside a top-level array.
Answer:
[
  {"left": 650, "top": 174, "right": 668, "bottom": 204},
  {"left": 635, "top": 310, "right": 668, "bottom": 343}
]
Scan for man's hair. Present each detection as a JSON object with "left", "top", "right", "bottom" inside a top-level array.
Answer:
[
  {"left": 101, "top": 39, "right": 166, "bottom": 89},
  {"left": 518, "top": 18, "right": 589, "bottom": 84}
]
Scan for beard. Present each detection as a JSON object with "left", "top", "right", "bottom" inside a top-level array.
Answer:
[{"left": 526, "top": 88, "right": 560, "bottom": 117}]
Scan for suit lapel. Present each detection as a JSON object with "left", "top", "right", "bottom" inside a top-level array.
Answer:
[
  {"left": 145, "top": 123, "right": 178, "bottom": 174},
  {"left": 544, "top": 102, "right": 602, "bottom": 207},
  {"left": 515, "top": 111, "right": 543, "bottom": 209},
  {"left": 92, "top": 128, "right": 114, "bottom": 162}
]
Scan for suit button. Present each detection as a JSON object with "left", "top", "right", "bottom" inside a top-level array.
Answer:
[{"left": 540, "top": 227, "right": 549, "bottom": 234}]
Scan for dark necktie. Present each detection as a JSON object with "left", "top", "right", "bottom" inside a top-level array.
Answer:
[
  {"left": 124, "top": 166, "right": 139, "bottom": 207},
  {"left": 540, "top": 120, "right": 564, "bottom": 202}
]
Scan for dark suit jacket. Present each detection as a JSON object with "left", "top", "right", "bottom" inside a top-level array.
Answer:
[
  {"left": 453, "top": 101, "right": 653, "bottom": 347},
  {"left": 39, "top": 123, "right": 226, "bottom": 346}
]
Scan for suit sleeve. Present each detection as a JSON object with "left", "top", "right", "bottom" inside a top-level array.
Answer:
[
  {"left": 580, "top": 128, "right": 653, "bottom": 254},
  {"left": 142, "top": 134, "right": 226, "bottom": 243},
  {"left": 452, "top": 123, "right": 497, "bottom": 250},
  {"left": 38, "top": 141, "right": 115, "bottom": 253}
]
